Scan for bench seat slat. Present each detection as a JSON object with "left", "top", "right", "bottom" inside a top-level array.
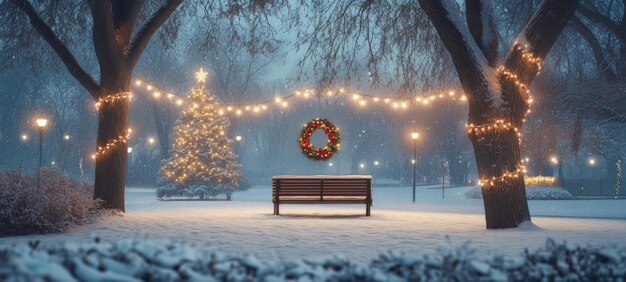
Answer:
[{"left": 279, "top": 200, "right": 367, "bottom": 204}]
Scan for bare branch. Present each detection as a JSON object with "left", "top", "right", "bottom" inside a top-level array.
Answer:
[
  {"left": 127, "top": 0, "right": 184, "bottom": 67},
  {"left": 569, "top": 16, "right": 617, "bottom": 80},
  {"left": 577, "top": 4, "right": 626, "bottom": 43},
  {"left": 501, "top": 0, "right": 579, "bottom": 122},
  {"left": 466, "top": 0, "right": 499, "bottom": 67},
  {"left": 418, "top": 0, "right": 497, "bottom": 107},
  {"left": 89, "top": 0, "right": 124, "bottom": 69},
  {"left": 10, "top": 0, "right": 99, "bottom": 97}
]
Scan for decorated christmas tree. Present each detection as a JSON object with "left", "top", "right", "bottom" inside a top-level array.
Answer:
[{"left": 157, "top": 69, "right": 243, "bottom": 200}]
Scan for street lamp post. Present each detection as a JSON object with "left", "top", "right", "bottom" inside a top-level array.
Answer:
[
  {"left": 35, "top": 117, "right": 48, "bottom": 190},
  {"left": 410, "top": 131, "right": 419, "bottom": 203}
]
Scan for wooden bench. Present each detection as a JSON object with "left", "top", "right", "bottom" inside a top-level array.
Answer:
[{"left": 272, "top": 175, "right": 373, "bottom": 216}]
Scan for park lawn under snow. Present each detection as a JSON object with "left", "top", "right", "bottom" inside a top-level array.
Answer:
[{"left": 1, "top": 184, "right": 625, "bottom": 263}]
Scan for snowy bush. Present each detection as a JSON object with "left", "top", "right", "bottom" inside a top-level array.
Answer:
[
  {"left": 0, "top": 238, "right": 624, "bottom": 281},
  {"left": 466, "top": 186, "right": 573, "bottom": 200},
  {"left": 0, "top": 168, "right": 101, "bottom": 236}
]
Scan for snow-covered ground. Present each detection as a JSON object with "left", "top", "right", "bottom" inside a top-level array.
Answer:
[{"left": 1, "top": 185, "right": 625, "bottom": 263}]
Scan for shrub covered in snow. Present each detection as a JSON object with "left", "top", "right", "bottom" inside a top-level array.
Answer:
[
  {"left": 466, "top": 186, "right": 573, "bottom": 200},
  {"left": 0, "top": 168, "right": 101, "bottom": 236},
  {"left": 0, "top": 238, "right": 624, "bottom": 281}
]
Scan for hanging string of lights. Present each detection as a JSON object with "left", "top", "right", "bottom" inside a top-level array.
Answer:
[
  {"left": 131, "top": 78, "right": 467, "bottom": 116},
  {"left": 476, "top": 41, "right": 542, "bottom": 188}
]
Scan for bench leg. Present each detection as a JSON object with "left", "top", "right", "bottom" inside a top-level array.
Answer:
[
  {"left": 366, "top": 204, "right": 371, "bottom": 216},
  {"left": 276, "top": 203, "right": 280, "bottom": 215}
]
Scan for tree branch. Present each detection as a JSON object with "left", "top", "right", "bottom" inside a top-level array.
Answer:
[
  {"left": 10, "top": 0, "right": 99, "bottom": 97},
  {"left": 501, "top": 0, "right": 578, "bottom": 122},
  {"left": 569, "top": 16, "right": 617, "bottom": 80},
  {"left": 127, "top": 0, "right": 184, "bottom": 67},
  {"left": 89, "top": 0, "right": 124, "bottom": 70},
  {"left": 466, "top": 0, "right": 499, "bottom": 67},
  {"left": 112, "top": 0, "right": 144, "bottom": 48},
  {"left": 418, "top": 0, "right": 499, "bottom": 112},
  {"left": 578, "top": 4, "right": 626, "bottom": 43}
]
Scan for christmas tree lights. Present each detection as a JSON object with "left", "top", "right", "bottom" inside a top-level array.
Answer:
[{"left": 157, "top": 72, "right": 242, "bottom": 199}]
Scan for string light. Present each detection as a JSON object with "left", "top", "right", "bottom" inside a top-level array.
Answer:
[
  {"left": 91, "top": 129, "right": 131, "bottom": 160},
  {"left": 478, "top": 162, "right": 527, "bottom": 187},
  {"left": 466, "top": 120, "right": 522, "bottom": 143},
  {"left": 514, "top": 41, "right": 542, "bottom": 72},
  {"left": 132, "top": 78, "right": 465, "bottom": 118},
  {"left": 474, "top": 42, "right": 543, "bottom": 188},
  {"left": 94, "top": 92, "right": 132, "bottom": 109}
]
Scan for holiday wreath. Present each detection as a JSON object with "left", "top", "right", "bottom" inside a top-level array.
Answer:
[{"left": 298, "top": 118, "right": 341, "bottom": 160}]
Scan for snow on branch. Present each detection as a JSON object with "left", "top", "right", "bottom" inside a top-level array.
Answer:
[
  {"left": 127, "top": 0, "right": 184, "bottom": 67},
  {"left": 419, "top": 0, "right": 503, "bottom": 110}
]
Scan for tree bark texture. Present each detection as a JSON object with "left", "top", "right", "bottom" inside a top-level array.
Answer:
[{"left": 419, "top": 0, "right": 578, "bottom": 228}]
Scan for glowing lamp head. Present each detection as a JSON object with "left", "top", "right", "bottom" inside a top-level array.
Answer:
[
  {"left": 35, "top": 117, "right": 48, "bottom": 128},
  {"left": 411, "top": 132, "right": 419, "bottom": 140},
  {"left": 235, "top": 135, "right": 242, "bottom": 141},
  {"left": 148, "top": 137, "right": 155, "bottom": 144},
  {"left": 64, "top": 135, "right": 70, "bottom": 140},
  {"left": 549, "top": 156, "right": 558, "bottom": 165},
  {"left": 588, "top": 158, "right": 596, "bottom": 166},
  {"left": 127, "top": 147, "right": 133, "bottom": 153}
]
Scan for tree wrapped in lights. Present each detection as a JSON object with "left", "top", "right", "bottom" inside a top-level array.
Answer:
[{"left": 158, "top": 71, "right": 242, "bottom": 200}]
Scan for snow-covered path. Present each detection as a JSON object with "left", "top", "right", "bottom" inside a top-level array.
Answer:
[{"left": 1, "top": 185, "right": 625, "bottom": 262}]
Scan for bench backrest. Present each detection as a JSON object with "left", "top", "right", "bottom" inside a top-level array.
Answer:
[{"left": 272, "top": 177, "right": 372, "bottom": 199}]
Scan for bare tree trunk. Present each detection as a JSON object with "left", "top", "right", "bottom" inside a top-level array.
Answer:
[
  {"left": 94, "top": 70, "right": 131, "bottom": 211},
  {"left": 418, "top": 0, "right": 578, "bottom": 228}
]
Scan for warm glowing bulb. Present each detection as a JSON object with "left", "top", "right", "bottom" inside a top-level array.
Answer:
[
  {"left": 35, "top": 118, "right": 48, "bottom": 128},
  {"left": 235, "top": 135, "right": 242, "bottom": 141},
  {"left": 411, "top": 132, "right": 419, "bottom": 140},
  {"left": 550, "top": 156, "right": 558, "bottom": 165},
  {"left": 148, "top": 137, "right": 155, "bottom": 144},
  {"left": 21, "top": 134, "right": 28, "bottom": 141},
  {"left": 64, "top": 135, "right": 70, "bottom": 140}
]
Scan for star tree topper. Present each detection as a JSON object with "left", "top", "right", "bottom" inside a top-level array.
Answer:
[{"left": 195, "top": 68, "right": 208, "bottom": 83}]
